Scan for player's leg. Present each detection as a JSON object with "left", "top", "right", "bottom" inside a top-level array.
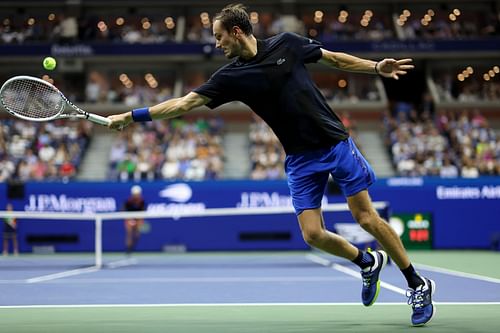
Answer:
[
  {"left": 125, "top": 221, "right": 134, "bottom": 254},
  {"left": 347, "top": 190, "right": 410, "bottom": 268},
  {"left": 298, "top": 208, "right": 359, "bottom": 260},
  {"left": 12, "top": 234, "right": 19, "bottom": 256},
  {"left": 347, "top": 190, "right": 435, "bottom": 325},
  {"left": 330, "top": 137, "right": 434, "bottom": 319},
  {"left": 131, "top": 223, "right": 140, "bottom": 250},
  {"left": 297, "top": 206, "right": 386, "bottom": 307},
  {"left": 285, "top": 143, "right": 388, "bottom": 305},
  {"left": 2, "top": 234, "right": 8, "bottom": 256},
  {"left": 285, "top": 144, "right": 381, "bottom": 272}
]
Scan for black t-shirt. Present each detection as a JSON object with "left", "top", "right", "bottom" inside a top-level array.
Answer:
[
  {"left": 124, "top": 198, "right": 145, "bottom": 211},
  {"left": 193, "top": 32, "right": 349, "bottom": 154}
]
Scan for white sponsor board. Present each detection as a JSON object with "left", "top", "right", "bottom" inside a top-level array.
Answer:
[{"left": 436, "top": 185, "right": 500, "bottom": 200}]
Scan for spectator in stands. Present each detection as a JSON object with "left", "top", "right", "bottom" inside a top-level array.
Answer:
[
  {"left": 439, "top": 155, "right": 459, "bottom": 178},
  {"left": 1, "top": 119, "right": 91, "bottom": 182},
  {"left": 107, "top": 4, "right": 435, "bottom": 326},
  {"left": 59, "top": 156, "right": 76, "bottom": 181},
  {"left": 461, "top": 156, "right": 480, "bottom": 178},
  {"left": 0, "top": 155, "right": 15, "bottom": 182},
  {"left": 2, "top": 203, "right": 18, "bottom": 256},
  {"left": 123, "top": 185, "right": 146, "bottom": 255},
  {"left": 54, "top": 13, "right": 78, "bottom": 44},
  {"left": 249, "top": 162, "right": 266, "bottom": 180},
  {"left": 117, "top": 154, "right": 136, "bottom": 181},
  {"left": 161, "top": 155, "right": 180, "bottom": 179},
  {"left": 134, "top": 151, "right": 155, "bottom": 181}
]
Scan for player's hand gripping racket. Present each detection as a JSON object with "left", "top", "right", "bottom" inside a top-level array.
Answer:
[{"left": 0, "top": 75, "right": 110, "bottom": 126}]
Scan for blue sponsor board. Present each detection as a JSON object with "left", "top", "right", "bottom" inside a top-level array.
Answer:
[{"left": 1, "top": 177, "right": 499, "bottom": 251}]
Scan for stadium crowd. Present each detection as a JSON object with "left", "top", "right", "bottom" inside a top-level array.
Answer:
[
  {"left": 108, "top": 117, "right": 225, "bottom": 181},
  {"left": 384, "top": 108, "right": 499, "bottom": 177},
  {"left": 0, "top": 3, "right": 499, "bottom": 182},
  {"left": 0, "top": 119, "right": 91, "bottom": 182},
  {"left": 0, "top": 5, "right": 498, "bottom": 45}
]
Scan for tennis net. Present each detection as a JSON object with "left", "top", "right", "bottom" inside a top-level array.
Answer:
[{"left": 0, "top": 201, "right": 390, "bottom": 269}]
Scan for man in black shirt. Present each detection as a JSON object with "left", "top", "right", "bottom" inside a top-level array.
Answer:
[{"left": 108, "top": 4, "right": 435, "bottom": 326}]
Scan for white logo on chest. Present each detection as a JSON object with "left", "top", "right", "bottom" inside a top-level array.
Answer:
[{"left": 276, "top": 58, "right": 286, "bottom": 65}]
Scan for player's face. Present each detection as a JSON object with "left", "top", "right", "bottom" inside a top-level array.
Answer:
[{"left": 213, "top": 20, "right": 240, "bottom": 59}]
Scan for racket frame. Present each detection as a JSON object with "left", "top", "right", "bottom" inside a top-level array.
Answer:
[{"left": 0, "top": 75, "right": 110, "bottom": 126}]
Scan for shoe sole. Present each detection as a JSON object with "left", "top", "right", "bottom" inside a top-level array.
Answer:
[
  {"left": 365, "top": 250, "right": 388, "bottom": 307},
  {"left": 412, "top": 279, "right": 437, "bottom": 326}
]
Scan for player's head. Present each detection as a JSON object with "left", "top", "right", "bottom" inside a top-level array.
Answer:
[
  {"left": 213, "top": 3, "right": 253, "bottom": 59},
  {"left": 131, "top": 185, "right": 142, "bottom": 196}
]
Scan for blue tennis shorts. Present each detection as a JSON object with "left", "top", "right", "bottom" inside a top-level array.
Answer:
[{"left": 285, "top": 137, "right": 376, "bottom": 215}]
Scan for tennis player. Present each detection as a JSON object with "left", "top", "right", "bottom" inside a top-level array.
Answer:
[
  {"left": 108, "top": 4, "right": 435, "bottom": 326},
  {"left": 3, "top": 203, "right": 19, "bottom": 256},
  {"left": 123, "top": 185, "right": 146, "bottom": 255}
]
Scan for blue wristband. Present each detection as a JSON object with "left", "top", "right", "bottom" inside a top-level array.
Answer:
[{"left": 131, "top": 107, "right": 152, "bottom": 122}]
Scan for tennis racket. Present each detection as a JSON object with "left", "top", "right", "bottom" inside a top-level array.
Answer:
[{"left": 0, "top": 75, "right": 110, "bottom": 126}]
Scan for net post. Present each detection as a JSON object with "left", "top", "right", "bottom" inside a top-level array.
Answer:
[{"left": 95, "top": 215, "right": 103, "bottom": 268}]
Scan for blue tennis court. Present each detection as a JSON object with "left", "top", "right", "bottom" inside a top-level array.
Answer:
[{"left": 1, "top": 251, "right": 499, "bottom": 332}]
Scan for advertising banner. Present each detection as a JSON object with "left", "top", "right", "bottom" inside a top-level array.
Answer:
[{"left": 1, "top": 177, "right": 499, "bottom": 251}]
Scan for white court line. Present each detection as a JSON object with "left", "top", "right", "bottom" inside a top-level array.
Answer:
[
  {"left": 15, "top": 276, "right": 354, "bottom": 284},
  {"left": 106, "top": 258, "right": 138, "bottom": 269},
  {"left": 0, "top": 276, "right": 352, "bottom": 284},
  {"left": 24, "top": 266, "right": 100, "bottom": 284},
  {"left": 22, "top": 258, "right": 140, "bottom": 284},
  {"left": 1, "top": 302, "right": 500, "bottom": 309},
  {"left": 305, "top": 254, "right": 407, "bottom": 296},
  {"left": 414, "top": 262, "right": 500, "bottom": 284}
]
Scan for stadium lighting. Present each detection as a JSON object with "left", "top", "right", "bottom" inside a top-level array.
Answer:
[
  {"left": 164, "top": 17, "right": 175, "bottom": 29},
  {"left": 314, "top": 10, "right": 324, "bottom": 24},
  {"left": 97, "top": 21, "right": 108, "bottom": 32}
]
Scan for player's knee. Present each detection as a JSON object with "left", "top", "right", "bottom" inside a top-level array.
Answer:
[
  {"left": 302, "top": 229, "right": 325, "bottom": 247},
  {"left": 355, "top": 210, "right": 379, "bottom": 232}
]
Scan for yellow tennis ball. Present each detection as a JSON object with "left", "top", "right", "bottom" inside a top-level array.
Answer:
[{"left": 43, "top": 57, "right": 57, "bottom": 70}]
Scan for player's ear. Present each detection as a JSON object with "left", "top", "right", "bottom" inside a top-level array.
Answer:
[{"left": 232, "top": 26, "right": 241, "bottom": 37}]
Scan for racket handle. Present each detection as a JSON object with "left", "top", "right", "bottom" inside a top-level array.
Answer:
[{"left": 87, "top": 113, "right": 111, "bottom": 126}]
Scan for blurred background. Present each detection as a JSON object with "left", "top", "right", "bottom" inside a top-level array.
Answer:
[{"left": 0, "top": 0, "right": 499, "bottom": 254}]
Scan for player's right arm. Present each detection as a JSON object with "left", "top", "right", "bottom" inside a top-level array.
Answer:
[{"left": 108, "top": 92, "right": 211, "bottom": 130}]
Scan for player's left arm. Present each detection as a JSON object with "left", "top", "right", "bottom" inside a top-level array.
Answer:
[{"left": 319, "top": 49, "right": 414, "bottom": 80}]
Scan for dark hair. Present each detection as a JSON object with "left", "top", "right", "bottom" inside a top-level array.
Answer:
[{"left": 214, "top": 3, "right": 253, "bottom": 35}]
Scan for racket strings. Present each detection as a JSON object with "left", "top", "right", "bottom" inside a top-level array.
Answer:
[{"left": 1, "top": 79, "right": 63, "bottom": 120}]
